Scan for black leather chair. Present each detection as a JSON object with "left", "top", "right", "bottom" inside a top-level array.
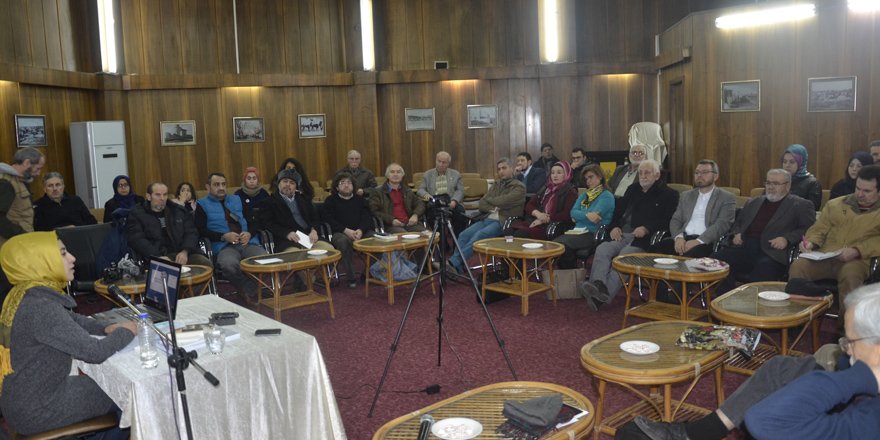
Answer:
[{"left": 55, "top": 223, "right": 113, "bottom": 295}]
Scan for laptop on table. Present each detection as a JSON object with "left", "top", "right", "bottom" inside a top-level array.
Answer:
[{"left": 93, "top": 256, "right": 182, "bottom": 325}]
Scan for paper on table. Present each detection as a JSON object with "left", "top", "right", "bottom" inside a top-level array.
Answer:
[
  {"left": 254, "top": 257, "right": 284, "bottom": 264},
  {"left": 799, "top": 249, "right": 842, "bottom": 261},
  {"left": 296, "top": 231, "right": 313, "bottom": 249}
]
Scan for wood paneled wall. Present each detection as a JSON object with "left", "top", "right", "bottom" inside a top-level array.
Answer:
[
  {"left": 0, "top": 0, "right": 99, "bottom": 72},
  {"left": 658, "top": 1, "right": 880, "bottom": 193}
]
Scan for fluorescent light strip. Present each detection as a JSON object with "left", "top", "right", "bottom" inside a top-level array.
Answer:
[
  {"left": 543, "top": 0, "right": 559, "bottom": 63},
  {"left": 715, "top": 3, "right": 815, "bottom": 29},
  {"left": 360, "top": 0, "right": 375, "bottom": 71},
  {"left": 848, "top": 0, "right": 880, "bottom": 12},
  {"left": 97, "top": 0, "right": 117, "bottom": 73}
]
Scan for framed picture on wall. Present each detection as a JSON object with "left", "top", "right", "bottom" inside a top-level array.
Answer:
[
  {"left": 15, "top": 114, "right": 47, "bottom": 147},
  {"left": 808, "top": 76, "right": 857, "bottom": 112},
  {"left": 467, "top": 105, "right": 497, "bottom": 129},
  {"left": 299, "top": 114, "right": 326, "bottom": 138},
  {"left": 233, "top": 117, "right": 265, "bottom": 143},
  {"left": 404, "top": 108, "right": 435, "bottom": 131},
  {"left": 160, "top": 120, "right": 196, "bottom": 146},
  {"left": 720, "top": 80, "right": 760, "bottom": 112}
]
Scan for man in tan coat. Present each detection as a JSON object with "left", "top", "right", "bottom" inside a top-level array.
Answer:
[{"left": 790, "top": 164, "right": 880, "bottom": 330}]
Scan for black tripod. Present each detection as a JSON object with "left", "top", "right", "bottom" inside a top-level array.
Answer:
[{"left": 367, "top": 201, "right": 517, "bottom": 416}]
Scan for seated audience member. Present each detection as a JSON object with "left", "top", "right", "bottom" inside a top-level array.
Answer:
[
  {"left": 368, "top": 163, "right": 426, "bottom": 233},
  {"left": 170, "top": 181, "right": 197, "bottom": 214},
  {"left": 553, "top": 164, "right": 615, "bottom": 269},
  {"left": 781, "top": 144, "right": 822, "bottom": 211},
  {"left": 416, "top": 151, "right": 466, "bottom": 231},
  {"left": 830, "top": 151, "right": 873, "bottom": 200},
  {"left": 322, "top": 173, "right": 374, "bottom": 288},
  {"left": 569, "top": 147, "right": 589, "bottom": 187},
  {"left": 261, "top": 169, "right": 333, "bottom": 253},
  {"left": 507, "top": 161, "right": 578, "bottom": 239},
  {"left": 448, "top": 158, "right": 525, "bottom": 273},
  {"left": 870, "top": 139, "right": 880, "bottom": 163},
  {"left": 33, "top": 172, "right": 97, "bottom": 231},
  {"left": 651, "top": 160, "right": 735, "bottom": 258},
  {"left": 580, "top": 160, "right": 678, "bottom": 310},
  {"left": 126, "top": 182, "right": 211, "bottom": 267},
  {"left": 102, "top": 175, "right": 144, "bottom": 223},
  {"left": 235, "top": 166, "right": 270, "bottom": 232},
  {"left": 533, "top": 143, "right": 559, "bottom": 173},
  {"left": 712, "top": 169, "right": 815, "bottom": 292},
  {"left": 195, "top": 173, "right": 267, "bottom": 299},
  {"left": 335, "top": 149, "right": 377, "bottom": 196},
  {"left": 624, "top": 283, "right": 880, "bottom": 440},
  {"left": 272, "top": 158, "right": 315, "bottom": 201},
  {"left": 789, "top": 164, "right": 880, "bottom": 332},
  {"left": 608, "top": 144, "right": 647, "bottom": 197},
  {"left": 0, "top": 232, "right": 136, "bottom": 437},
  {"left": 515, "top": 152, "right": 547, "bottom": 194}
]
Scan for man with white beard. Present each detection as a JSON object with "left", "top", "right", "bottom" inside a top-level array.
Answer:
[
  {"left": 608, "top": 144, "right": 648, "bottom": 197},
  {"left": 711, "top": 169, "right": 815, "bottom": 291}
]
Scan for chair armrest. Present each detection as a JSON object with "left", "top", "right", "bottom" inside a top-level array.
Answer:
[
  {"left": 258, "top": 230, "right": 275, "bottom": 254},
  {"left": 712, "top": 233, "right": 732, "bottom": 254},
  {"left": 650, "top": 229, "right": 668, "bottom": 246},
  {"left": 371, "top": 215, "right": 386, "bottom": 235},
  {"left": 198, "top": 237, "right": 213, "bottom": 260},
  {"left": 546, "top": 221, "right": 573, "bottom": 240},
  {"left": 317, "top": 222, "right": 333, "bottom": 241},
  {"left": 594, "top": 224, "right": 609, "bottom": 242},
  {"left": 502, "top": 216, "right": 523, "bottom": 231},
  {"left": 870, "top": 256, "right": 880, "bottom": 283}
]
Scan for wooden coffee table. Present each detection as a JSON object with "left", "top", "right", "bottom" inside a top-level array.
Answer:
[
  {"left": 472, "top": 238, "right": 565, "bottom": 316},
  {"left": 373, "top": 381, "right": 594, "bottom": 440},
  {"left": 95, "top": 264, "right": 214, "bottom": 305},
  {"left": 580, "top": 320, "right": 727, "bottom": 439},
  {"left": 710, "top": 281, "right": 833, "bottom": 375},
  {"left": 240, "top": 249, "right": 340, "bottom": 321},
  {"left": 613, "top": 253, "right": 729, "bottom": 327},
  {"left": 353, "top": 233, "right": 436, "bottom": 305}
]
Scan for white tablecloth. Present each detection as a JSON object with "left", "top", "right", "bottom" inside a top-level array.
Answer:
[{"left": 76, "top": 295, "right": 347, "bottom": 439}]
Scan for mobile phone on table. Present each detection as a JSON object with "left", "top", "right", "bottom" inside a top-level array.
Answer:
[{"left": 255, "top": 328, "right": 281, "bottom": 336}]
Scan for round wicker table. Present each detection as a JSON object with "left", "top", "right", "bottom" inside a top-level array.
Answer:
[{"left": 353, "top": 233, "right": 436, "bottom": 305}]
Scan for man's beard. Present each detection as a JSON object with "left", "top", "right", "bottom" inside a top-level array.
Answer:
[{"left": 766, "top": 192, "right": 785, "bottom": 203}]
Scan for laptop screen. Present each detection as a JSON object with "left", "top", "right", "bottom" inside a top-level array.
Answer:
[{"left": 143, "top": 257, "right": 182, "bottom": 318}]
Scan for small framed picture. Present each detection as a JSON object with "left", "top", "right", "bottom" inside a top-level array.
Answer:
[
  {"left": 15, "top": 114, "right": 47, "bottom": 147},
  {"left": 160, "top": 120, "right": 196, "bottom": 146},
  {"left": 721, "top": 80, "right": 760, "bottom": 112},
  {"left": 405, "top": 107, "right": 435, "bottom": 131},
  {"left": 233, "top": 117, "right": 265, "bottom": 143},
  {"left": 467, "top": 105, "right": 497, "bottom": 129},
  {"left": 808, "top": 76, "right": 857, "bottom": 112},
  {"left": 298, "top": 114, "right": 326, "bottom": 138}
]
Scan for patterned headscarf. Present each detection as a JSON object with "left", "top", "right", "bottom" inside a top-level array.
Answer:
[
  {"left": 782, "top": 144, "right": 810, "bottom": 177},
  {"left": 0, "top": 231, "right": 69, "bottom": 394},
  {"left": 539, "top": 161, "right": 573, "bottom": 213}
]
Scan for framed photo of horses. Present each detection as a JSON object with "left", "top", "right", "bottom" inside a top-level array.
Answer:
[{"left": 299, "top": 114, "right": 326, "bottom": 138}]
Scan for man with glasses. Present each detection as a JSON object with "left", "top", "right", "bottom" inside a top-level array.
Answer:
[
  {"left": 710, "top": 169, "right": 815, "bottom": 292},
  {"left": 625, "top": 283, "right": 880, "bottom": 440},
  {"left": 569, "top": 148, "right": 590, "bottom": 187},
  {"left": 652, "top": 159, "right": 735, "bottom": 258},
  {"left": 609, "top": 144, "right": 648, "bottom": 197}
]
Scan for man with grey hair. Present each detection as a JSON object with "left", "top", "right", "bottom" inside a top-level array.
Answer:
[
  {"left": 580, "top": 159, "right": 678, "bottom": 310},
  {"left": 448, "top": 157, "right": 525, "bottom": 273},
  {"left": 608, "top": 144, "right": 648, "bottom": 197},
  {"left": 417, "top": 151, "right": 466, "bottom": 232},
  {"left": 368, "top": 163, "right": 426, "bottom": 233},
  {"left": 710, "top": 169, "right": 815, "bottom": 291},
  {"left": 0, "top": 147, "right": 45, "bottom": 248},
  {"left": 627, "top": 283, "right": 880, "bottom": 439},
  {"left": 335, "top": 149, "right": 377, "bottom": 196},
  {"left": 33, "top": 172, "right": 96, "bottom": 231},
  {"left": 651, "top": 159, "right": 736, "bottom": 258}
]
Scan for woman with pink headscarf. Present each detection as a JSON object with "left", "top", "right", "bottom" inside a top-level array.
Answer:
[{"left": 506, "top": 161, "right": 579, "bottom": 239}]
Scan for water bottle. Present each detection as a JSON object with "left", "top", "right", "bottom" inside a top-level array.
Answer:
[{"left": 137, "top": 313, "right": 159, "bottom": 369}]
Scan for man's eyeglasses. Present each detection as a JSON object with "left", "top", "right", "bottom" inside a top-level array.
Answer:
[
  {"left": 839, "top": 336, "right": 879, "bottom": 352},
  {"left": 630, "top": 151, "right": 646, "bottom": 156},
  {"left": 765, "top": 181, "right": 788, "bottom": 187},
  {"left": 694, "top": 170, "right": 716, "bottom": 176}
]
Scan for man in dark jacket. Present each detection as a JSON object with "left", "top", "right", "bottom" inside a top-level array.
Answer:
[
  {"left": 580, "top": 159, "right": 679, "bottom": 310},
  {"left": 126, "top": 182, "right": 211, "bottom": 267},
  {"left": 322, "top": 172, "right": 374, "bottom": 288},
  {"left": 261, "top": 169, "right": 334, "bottom": 253},
  {"left": 368, "top": 163, "right": 426, "bottom": 233},
  {"left": 33, "top": 172, "right": 96, "bottom": 231}
]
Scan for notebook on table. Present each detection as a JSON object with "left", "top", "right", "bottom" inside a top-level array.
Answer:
[{"left": 93, "top": 256, "right": 182, "bottom": 325}]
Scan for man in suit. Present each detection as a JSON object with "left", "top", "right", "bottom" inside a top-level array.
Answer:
[
  {"left": 652, "top": 159, "right": 736, "bottom": 257},
  {"left": 515, "top": 152, "right": 546, "bottom": 194},
  {"left": 711, "top": 169, "right": 815, "bottom": 292},
  {"left": 261, "top": 169, "right": 334, "bottom": 253},
  {"left": 608, "top": 144, "right": 647, "bottom": 198},
  {"left": 416, "top": 151, "right": 467, "bottom": 233},
  {"left": 580, "top": 159, "right": 679, "bottom": 310}
]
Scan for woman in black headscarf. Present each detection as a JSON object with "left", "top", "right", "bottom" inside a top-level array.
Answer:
[
  {"left": 102, "top": 175, "right": 144, "bottom": 223},
  {"left": 830, "top": 151, "right": 873, "bottom": 200}
]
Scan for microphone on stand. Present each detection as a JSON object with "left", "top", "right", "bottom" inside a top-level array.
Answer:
[
  {"left": 108, "top": 284, "right": 140, "bottom": 315},
  {"left": 417, "top": 414, "right": 434, "bottom": 440}
]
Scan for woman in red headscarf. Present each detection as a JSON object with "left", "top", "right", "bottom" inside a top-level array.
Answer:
[{"left": 506, "top": 161, "right": 579, "bottom": 239}]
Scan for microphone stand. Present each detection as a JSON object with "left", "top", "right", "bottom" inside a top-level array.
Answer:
[{"left": 109, "top": 275, "right": 219, "bottom": 440}]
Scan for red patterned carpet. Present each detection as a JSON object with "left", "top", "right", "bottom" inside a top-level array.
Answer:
[{"left": 76, "top": 270, "right": 839, "bottom": 440}]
